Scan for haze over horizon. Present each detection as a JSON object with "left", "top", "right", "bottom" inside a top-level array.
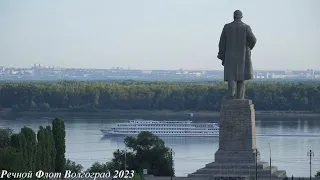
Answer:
[{"left": 0, "top": 0, "right": 319, "bottom": 70}]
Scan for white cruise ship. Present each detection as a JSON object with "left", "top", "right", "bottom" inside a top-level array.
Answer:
[{"left": 100, "top": 120, "right": 219, "bottom": 137}]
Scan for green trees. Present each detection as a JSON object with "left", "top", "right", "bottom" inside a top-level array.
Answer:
[
  {"left": 0, "top": 127, "right": 37, "bottom": 178},
  {"left": 131, "top": 173, "right": 142, "bottom": 180},
  {"left": 0, "top": 81, "right": 319, "bottom": 111},
  {"left": 3, "top": 124, "right": 173, "bottom": 177},
  {"left": 0, "top": 147, "right": 23, "bottom": 172},
  {"left": 46, "top": 126, "right": 56, "bottom": 172},
  {"left": 124, "top": 131, "right": 174, "bottom": 176},
  {"left": 52, "top": 117, "right": 66, "bottom": 173},
  {"left": 65, "top": 159, "right": 83, "bottom": 173},
  {"left": 10, "top": 132, "right": 28, "bottom": 172},
  {"left": 0, "top": 128, "right": 24, "bottom": 172},
  {"left": 36, "top": 126, "right": 56, "bottom": 173},
  {"left": 86, "top": 162, "right": 110, "bottom": 173},
  {"left": 87, "top": 131, "right": 174, "bottom": 177},
  {"left": 0, "top": 118, "right": 66, "bottom": 178},
  {"left": 20, "top": 127, "right": 37, "bottom": 173},
  {"left": 36, "top": 127, "right": 46, "bottom": 172},
  {"left": 0, "top": 128, "right": 12, "bottom": 148}
]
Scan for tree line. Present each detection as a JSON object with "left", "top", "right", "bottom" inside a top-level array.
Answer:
[
  {"left": 0, "top": 118, "right": 66, "bottom": 179},
  {"left": 84, "top": 131, "right": 174, "bottom": 178},
  {"left": 0, "top": 118, "right": 174, "bottom": 179},
  {"left": 1, "top": 118, "right": 319, "bottom": 178},
  {"left": 0, "top": 81, "right": 319, "bottom": 111}
]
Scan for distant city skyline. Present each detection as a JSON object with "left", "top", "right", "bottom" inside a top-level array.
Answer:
[
  {"left": 1, "top": 64, "right": 319, "bottom": 72},
  {"left": 1, "top": 63, "right": 320, "bottom": 71},
  {"left": 1, "top": 64, "right": 319, "bottom": 82},
  {"left": 0, "top": 0, "right": 319, "bottom": 70}
]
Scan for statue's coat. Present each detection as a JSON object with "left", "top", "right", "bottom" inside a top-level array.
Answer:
[{"left": 218, "top": 21, "right": 257, "bottom": 81}]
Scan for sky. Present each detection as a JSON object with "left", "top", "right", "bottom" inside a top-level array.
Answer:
[{"left": 0, "top": 0, "right": 319, "bottom": 70}]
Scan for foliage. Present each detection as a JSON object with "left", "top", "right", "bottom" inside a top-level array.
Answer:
[
  {"left": 107, "top": 149, "right": 135, "bottom": 172},
  {"left": 20, "top": 126, "right": 37, "bottom": 173},
  {"left": 316, "top": 170, "right": 320, "bottom": 177},
  {"left": 0, "top": 118, "right": 70, "bottom": 178},
  {"left": 2, "top": 120, "right": 174, "bottom": 178},
  {"left": 86, "top": 132, "right": 174, "bottom": 176},
  {"left": 0, "top": 81, "right": 319, "bottom": 111},
  {"left": 52, "top": 117, "right": 66, "bottom": 173},
  {"left": 85, "top": 162, "right": 110, "bottom": 173},
  {"left": 132, "top": 173, "right": 142, "bottom": 180},
  {"left": 0, "top": 128, "right": 12, "bottom": 148},
  {"left": 46, "top": 126, "right": 57, "bottom": 171},
  {"left": 10, "top": 132, "right": 28, "bottom": 171},
  {"left": 65, "top": 159, "right": 83, "bottom": 173},
  {"left": 124, "top": 131, "right": 174, "bottom": 176},
  {"left": 0, "top": 147, "right": 23, "bottom": 172},
  {"left": 36, "top": 126, "right": 56, "bottom": 172}
]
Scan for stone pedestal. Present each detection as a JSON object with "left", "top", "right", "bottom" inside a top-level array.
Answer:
[
  {"left": 215, "top": 99, "right": 259, "bottom": 164},
  {"left": 188, "top": 99, "right": 287, "bottom": 179}
]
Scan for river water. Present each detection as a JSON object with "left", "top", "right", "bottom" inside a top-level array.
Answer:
[{"left": 0, "top": 117, "right": 320, "bottom": 177}]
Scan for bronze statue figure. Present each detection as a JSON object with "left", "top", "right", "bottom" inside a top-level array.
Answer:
[{"left": 217, "top": 10, "right": 257, "bottom": 99}]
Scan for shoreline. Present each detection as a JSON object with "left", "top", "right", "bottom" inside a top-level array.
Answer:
[{"left": 1, "top": 109, "right": 319, "bottom": 121}]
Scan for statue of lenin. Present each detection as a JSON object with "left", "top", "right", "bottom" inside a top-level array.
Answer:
[{"left": 217, "top": 10, "right": 257, "bottom": 99}]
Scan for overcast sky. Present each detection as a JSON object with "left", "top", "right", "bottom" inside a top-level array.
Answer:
[{"left": 0, "top": 0, "right": 319, "bottom": 70}]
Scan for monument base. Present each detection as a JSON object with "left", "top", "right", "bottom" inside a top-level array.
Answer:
[
  {"left": 187, "top": 161, "right": 286, "bottom": 179},
  {"left": 188, "top": 99, "right": 286, "bottom": 179},
  {"left": 214, "top": 149, "right": 259, "bottom": 164}
]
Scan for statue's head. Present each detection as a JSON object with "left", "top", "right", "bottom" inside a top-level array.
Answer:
[{"left": 233, "top": 10, "right": 243, "bottom": 20}]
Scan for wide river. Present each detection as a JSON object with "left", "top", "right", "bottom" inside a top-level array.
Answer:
[{"left": 1, "top": 117, "right": 320, "bottom": 177}]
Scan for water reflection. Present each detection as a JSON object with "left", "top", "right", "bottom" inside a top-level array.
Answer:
[
  {"left": 256, "top": 120, "right": 320, "bottom": 137},
  {"left": 100, "top": 136, "right": 219, "bottom": 146},
  {"left": 100, "top": 133, "right": 320, "bottom": 145}
]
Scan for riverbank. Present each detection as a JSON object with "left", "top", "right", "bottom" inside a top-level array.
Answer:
[{"left": 1, "top": 108, "right": 319, "bottom": 121}]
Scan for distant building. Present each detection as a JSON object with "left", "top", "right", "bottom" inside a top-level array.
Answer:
[
  {"left": 285, "top": 71, "right": 292, "bottom": 75},
  {"left": 272, "top": 74, "right": 286, "bottom": 79},
  {"left": 142, "top": 70, "right": 152, "bottom": 74},
  {"left": 307, "top": 69, "right": 314, "bottom": 77},
  {"left": 266, "top": 72, "right": 269, "bottom": 78}
]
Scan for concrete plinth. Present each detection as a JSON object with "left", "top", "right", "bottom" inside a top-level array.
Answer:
[
  {"left": 188, "top": 99, "right": 287, "bottom": 179},
  {"left": 215, "top": 99, "right": 258, "bottom": 164}
]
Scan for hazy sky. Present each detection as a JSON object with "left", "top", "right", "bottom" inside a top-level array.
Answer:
[{"left": 0, "top": 0, "right": 319, "bottom": 70}]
